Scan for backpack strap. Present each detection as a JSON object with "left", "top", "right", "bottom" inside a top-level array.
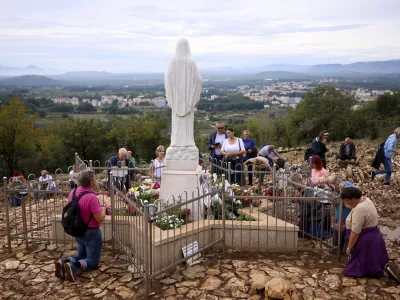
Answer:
[{"left": 72, "top": 189, "right": 96, "bottom": 226}]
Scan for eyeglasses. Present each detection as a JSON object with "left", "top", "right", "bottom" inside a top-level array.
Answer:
[{"left": 217, "top": 127, "right": 224, "bottom": 129}]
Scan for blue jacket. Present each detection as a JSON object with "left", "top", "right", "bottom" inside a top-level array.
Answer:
[
  {"left": 206, "top": 131, "right": 227, "bottom": 159},
  {"left": 334, "top": 181, "right": 355, "bottom": 222},
  {"left": 107, "top": 155, "right": 134, "bottom": 175},
  {"left": 384, "top": 133, "right": 398, "bottom": 158}
]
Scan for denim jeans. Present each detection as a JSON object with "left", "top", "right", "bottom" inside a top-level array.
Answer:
[
  {"left": 34, "top": 184, "right": 55, "bottom": 200},
  {"left": 375, "top": 157, "right": 392, "bottom": 184},
  {"left": 68, "top": 227, "right": 102, "bottom": 270}
]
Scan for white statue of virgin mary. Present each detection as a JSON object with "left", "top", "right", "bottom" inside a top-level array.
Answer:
[{"left": 165, "top": 39, "right": 202, "bottom": 147}]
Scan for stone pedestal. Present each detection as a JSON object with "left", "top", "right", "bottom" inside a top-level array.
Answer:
[{"left": 160, "top": 145, "right": 203, "bottom": 221}]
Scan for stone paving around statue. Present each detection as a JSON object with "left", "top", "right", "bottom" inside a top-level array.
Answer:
[{"left": 1, "top": 240, "right": 400, "bottom": 299}]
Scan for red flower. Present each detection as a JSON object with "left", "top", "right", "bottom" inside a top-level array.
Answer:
[
  {"left": 182, "top": 208, "right": 191, "bottom": 217},
  {"left": 129, "top": 206, "right": 135, "bottom": 213},
  {"left": 264, "top": 189, "right": 272, "bottom": 196},
  {"left": 153, "top": 182, "right": 161, "bottom": 189},
  {"left": 153, "top": 194, "right": 159, "bottom": 198},
  {"left": 243, "top": 198, "right": 252, "bottom": 203}
]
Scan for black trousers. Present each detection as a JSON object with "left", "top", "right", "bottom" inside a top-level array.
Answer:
[{"left": 244, "top": 159, "right": 253, "bottom": 185}]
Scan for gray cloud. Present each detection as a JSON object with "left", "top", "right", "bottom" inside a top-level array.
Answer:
[{"left": 0, "top": 0, "right": 399, "bottom": 72}]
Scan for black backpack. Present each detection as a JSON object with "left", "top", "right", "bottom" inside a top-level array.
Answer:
[
  {"left": 371, "top": 140, "right": 386, "bottom": 170},
  {"left": 304, "top": 148, "right": 313, "bottom": 162},
  {"left": 62, "top": 189, "right": 94, "bottom": 237}
]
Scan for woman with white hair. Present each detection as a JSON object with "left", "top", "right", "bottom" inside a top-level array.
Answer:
[{"left": 107, "top": 148, "right": 134, "bottom": 191}]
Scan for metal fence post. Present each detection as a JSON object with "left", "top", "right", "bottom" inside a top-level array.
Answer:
[
  {"left": 3, "top": 177, "right": 11, "bottom": 253},
  {"left": 272, "top": 164, "right": 276, "bottom": 217},
  {"left": 110, "top": 172, "right": 116, "bottom": 257},
  {"left": 338, "top": 197, "right": 343, "bottom": 262},
  {"left": 75, "top": 152, "right": 78, "bottom": 170},
  {"left": 227, "top": 162, "right": 231, "bottom": 184},
  {"left": 221, "top": 174, "right": 226, "bottom": 257},
  {"left": 143, "top": 204, "right": 150, "bottom": 300},
  {"left": 89, "top": 160, "right": 93, "bottom": 170},
  {"left": 150, "top": 160, "right": 154, "bottom": 183}
]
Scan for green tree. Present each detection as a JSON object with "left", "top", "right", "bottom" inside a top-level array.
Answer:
[
  {"left": 376, "top": 92, "right": 400, "bottom": 117},
  {"left": 290, "top": 86, "right": 356, "bottom": 143},
  {"left": 0, "top": 97, "right": 38, "bottom": 176}
]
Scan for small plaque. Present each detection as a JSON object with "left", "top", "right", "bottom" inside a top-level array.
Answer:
[{"left": 182, "top": 241, "right": 200, "bottom": 265}]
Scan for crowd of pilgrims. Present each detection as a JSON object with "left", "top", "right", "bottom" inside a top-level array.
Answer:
[{"left": 6, "top": 122, "right": 400, "bottom": 283}]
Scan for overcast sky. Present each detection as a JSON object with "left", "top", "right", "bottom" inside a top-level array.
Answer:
[{"left": 1, "top": 0, "right": 399, "bottom": 72}]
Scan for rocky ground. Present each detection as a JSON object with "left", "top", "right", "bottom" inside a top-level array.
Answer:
[
  {"left": 1, "top": 140, "right": 399, "bottom": 299},
  {"left": 282, "top": 140, "right": 400, "bottom": 228}
]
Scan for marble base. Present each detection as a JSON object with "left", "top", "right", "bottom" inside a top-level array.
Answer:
[{"left": 159, "top": 165, "right": 204, "bottom": 221}]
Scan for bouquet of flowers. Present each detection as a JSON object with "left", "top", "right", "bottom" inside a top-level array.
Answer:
[{"left": 104, "top": 203, "right": 112, "bottom": 215}]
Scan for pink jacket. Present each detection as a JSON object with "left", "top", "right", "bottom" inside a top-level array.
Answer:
[{"left": 311, "top": 168, "right": 329, "bottom": 185}]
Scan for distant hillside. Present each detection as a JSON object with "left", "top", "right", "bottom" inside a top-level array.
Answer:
[
  {"left": 253, "top": 71, "right": 317, "bottom": 80},
  {"left": 308, "top": 59, "right": 400, "bottom": 74},
  {"left": 254, "top": 59, "right": 400, "bottom": 75},
  {"left": 0, "top": 75, "right": 63, "bottom": 86}
]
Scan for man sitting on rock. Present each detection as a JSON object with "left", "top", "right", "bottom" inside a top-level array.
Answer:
[{"left": 337, "top": 137, "right": 358, "bottom": 168}]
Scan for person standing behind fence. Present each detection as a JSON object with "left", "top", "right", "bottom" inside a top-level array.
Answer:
[
  {"left": 8, "top": 171, "right": 27, "bottom": 206},
  {"left": 127, "top": 151, "right": 136, "bottom": 168},
  {"left": 371, "top": 127, "right": 400, "bottom": 185},
  {"left": 152, "top": 145, "right": 166, "bottom": 184},
  {"left": 312, "top": 131, "right": 329, "bottom": 169},
  {"left": 206, "top": 121, "right": 227, "bottom": 175},
  {"left": 107, "top": 148, "right": 133, "bottom": 191},
  {"left": 55, "top": 169, "right": 106, "bottom": 282},
  {"left": 258, "top": 145, "right": 280, "bottom": 167},
  {"left": 242, "top": 130, "right": 256, "bottom": 186},
  {"left": 221, "top": 127, "right": 246, "bottom": 184},
  {"left": 37, "top": 170, "right": 56, "bottom": 200},
  {"left": 69, "top": 165, "right": 78, "bottom": 189}
]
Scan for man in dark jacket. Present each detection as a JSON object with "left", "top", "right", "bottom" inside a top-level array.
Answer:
[
  {"left": 107, "top": 148, "right": 134, "bottom": 191},
  {"left": 337, "top": 137, "right": 358, "bottom": 168},
  {"left": 206, "top": 121, "right": 227, "bottom": 174},
  {"left": 311, "top": 130, "right": 329, "bottom": 169}
]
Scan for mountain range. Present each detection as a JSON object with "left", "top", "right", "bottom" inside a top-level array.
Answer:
[{"left": 0, "top": 59, "right": 400, "bottom": 86}]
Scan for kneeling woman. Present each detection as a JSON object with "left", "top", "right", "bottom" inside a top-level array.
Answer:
[{"left": 341, "top": 186, "right": 388, "bottom": 278}]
